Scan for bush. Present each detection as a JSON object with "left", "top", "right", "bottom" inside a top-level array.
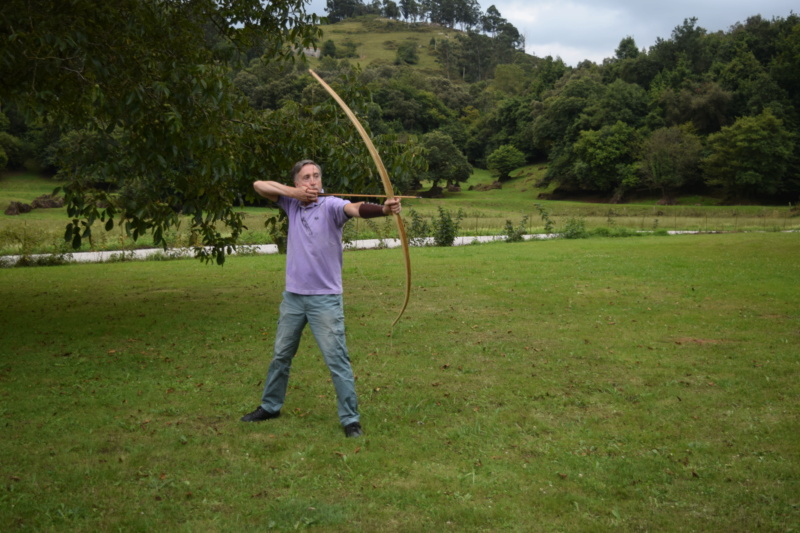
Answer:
[
  {"left": 407, "top": 208, "right": 431, "bottom": 247},
  {"left": 592, "top": 227, "right": 611, "bottom": 237},
  {"left": 533, "top": 203, "right": 554, "bottom": 233},
  {"left": 503, "top": 215, "right": 528, "bottom": 242},
  {"left": 321, "top": 39, "right": 337, "bottom": 58},
  {"left": 395, "top": 42, "right": 419, "bottom": 65},
  {"left": 432, "top": 207, "right": 464, "bottom": 246},
  {"left": 562, "top": 217, "right": 589, "bottom": 239}
]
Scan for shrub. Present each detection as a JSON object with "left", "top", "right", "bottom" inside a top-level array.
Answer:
[
  {"left": 533, "top": 203, "right": 554, "bottom": 233},
  {"left": 503, "top": 215, "right": 529, "bottom": 243},
  {"left": 432, "top": 207, "right": 464, "bottom": 246},
  {"left": 562, "top": 217, "right": 589, "bottom": 239},
  {"left": 407, "top": 208, "right": 431, "bottom": 247},
  {"left": 395, "top": 42, "right": 419, "bottom": 65}
]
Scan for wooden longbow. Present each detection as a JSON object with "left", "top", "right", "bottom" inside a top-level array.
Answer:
[{"left": 308, "top": 69, "right": 411, "bottom": 327}]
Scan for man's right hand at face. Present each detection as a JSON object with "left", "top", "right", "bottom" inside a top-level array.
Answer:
[{"left": 298, "top": 186, "right": 319, "bottom": 204}]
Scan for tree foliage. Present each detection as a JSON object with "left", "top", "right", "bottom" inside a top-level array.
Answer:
[
  {"left": 703, "top": 110, "right": 795, "bottom": 198},
  {"left": 572, "top": 121, "right": 640, "bottom": 201},
  {"left": 487, "top": 144, "right": 525, "bottom": 181},
  {"left": 1, "top": 0, "right": 326, "bottom": 262},
  {"left": 420, "top": 130, "right": 471, "bottom": 188},
  {"left": 395, "top": 42, "right": 420, "bottom": 65},
  {"left": 640, "top": 126, "right": 703, "bottom": 202}
]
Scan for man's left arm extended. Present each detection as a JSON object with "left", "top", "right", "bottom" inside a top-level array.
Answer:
[{"left": 344, "top": 198, "right": 402, "bottom": 219}]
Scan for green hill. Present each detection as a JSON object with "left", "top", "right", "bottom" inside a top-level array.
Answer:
[{"left": 310, "top": 16, "right": 462, "bottom": 75}]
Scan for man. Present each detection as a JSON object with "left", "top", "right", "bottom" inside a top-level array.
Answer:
[{"left": 241, "top": 160, "right": 402, "bottom": 438}]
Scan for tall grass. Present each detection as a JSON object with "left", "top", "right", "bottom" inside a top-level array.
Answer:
[{"left": 1, "top": 232, "right": 798, "bottom": 531}]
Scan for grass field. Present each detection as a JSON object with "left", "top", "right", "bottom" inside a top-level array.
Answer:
[{"left": 1, "top": 232, "right": 798, "bottom": 531}]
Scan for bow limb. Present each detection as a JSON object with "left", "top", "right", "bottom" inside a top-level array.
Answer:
[{"left": 309, "top": 69, "right": 410, "bottom": 327}]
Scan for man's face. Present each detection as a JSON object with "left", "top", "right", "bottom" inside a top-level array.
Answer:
[{"left": 295, "top": 163, "right": 322, "bottom": 191}]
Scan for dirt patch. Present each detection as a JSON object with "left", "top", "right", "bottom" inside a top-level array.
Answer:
[
  {"left": 4, "top": 201, "right": 33, "bottom": 215},
  {"left": 673, "top": 338, "right": 727, "bottom": 345},
  {"left": 470, "top": 181, "right": 502, "bottom": 192},
  {"left": 31, "top": 194, "right": 64, "bottom": 208},
  {"left": 4, "top": 195, "right": 64, "bottom": 215}
]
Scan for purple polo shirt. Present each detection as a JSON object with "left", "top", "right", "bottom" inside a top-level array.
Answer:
[{"left": 277, "top": 195, "right": 351, "bottom": 295}]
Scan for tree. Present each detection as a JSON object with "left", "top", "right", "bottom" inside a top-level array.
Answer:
[
  {"left": 492, "top": 64, "right": 526, "bottom": 96},
  {"left": 640, "top": 126, "right": 702, "bottom": 203},
  {"left": 580, "top": 78, "right": 649, "bottom": 130},
  {"left": 659, "top": 82, "right": 733, "bottom": 134},
  {"left": 399, "top": 0, "right": 420, "bottom": 22},
  {"left": 0, "top": 0, "right": 322, "bottom": 263},
  {"left": 372, "top": 76, "right": 453, "bottom": 133},
  {"left": 0, "top": 113, "right": 8, "bottom": 168},
  {"left": 482, "top": 5, "right": 505, "bottom": 37},
  {"left": 532, "top": 68, "right": 604, "bottom": 186},
  {"left": 337, "top": 38, "right": 360, "bottom": 58},
  {"left": 527, "top": 56, "right": 569, "bottom": 99},
  {"left": 703, "top": 110, "right": 795, "bottom": 198},
  {"left": 321, "top": 39, "right": 338, "bottom": 58},
  {"left": 395, "top": 42, "right": 419, "bottom": 65},
  {"left": 571, "top": 121, "right": 641, "bottom": 201},
  {"left": 325, "top": 0, "right": 364, "bottom": 23},
  {"left": 383, "top": 0, "right": 400, "bottom": 19},
  {"left": 454, "top": 31, "right": 494, "bottom": 82},
  {"left": 615, "top": 36, "right": 640, "bottom": 60},
  {"left": 769, "top": 15, "right": 800, "bottom": 110},
  {"left": 713, "top": 43, "right": 786, "bottom": 117},
  {"left": 0, "top": 111, "right": 19, "bottom": 170},
  {"left": 487, "top": 144, "right": 525, "bottom": 181},
  {"left": 671, "top": 17, "right": 711, "bottom": 74},
  {"left": 420, "top": 131, "right": 472, "bottom": 189},
  {"left": 493, "top": 21, "right": 524, "bottom": 63},
  {"left": 457, "top": 0, "right": 482, "bottom": 31},
  {"left": 430, "top": 0, "right": 457, "bottom": 27}
]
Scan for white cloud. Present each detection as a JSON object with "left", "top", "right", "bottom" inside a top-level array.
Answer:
[
  {"left": 508, "top": 1, "right": 637, "bottom": 64},
  {"left": 498, "top": 0, "right": 797, "bottom": 65},
  {"left": 527, "top": 42, "right": 606, "bottom": 65}
]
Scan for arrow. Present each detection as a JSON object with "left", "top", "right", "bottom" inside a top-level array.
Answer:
[{"left": 319, "top": 193, "right": 422, "bottom": 199}]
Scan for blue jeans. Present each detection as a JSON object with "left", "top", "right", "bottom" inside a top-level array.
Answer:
[{"left": 260, "top": 292, "right": 359, "bottom": 426}]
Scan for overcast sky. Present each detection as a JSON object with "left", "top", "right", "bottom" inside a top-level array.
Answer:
[{"left": 304, "top": 0, "right": 797, "bottom": 65}]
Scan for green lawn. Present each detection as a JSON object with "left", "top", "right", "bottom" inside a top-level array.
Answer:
[{"left": 1, "top": 232, "right": 798, "bottom": 531}]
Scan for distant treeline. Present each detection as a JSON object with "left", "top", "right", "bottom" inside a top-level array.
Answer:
[
  {"left": 2, "top": 10, "right": 799, "bottom": 204},
  {"left": 325, "top": 0, "right": 518, "bottom": 35},
  {"left": 232, "top": 14, "right": 800, "bottom": 202}
]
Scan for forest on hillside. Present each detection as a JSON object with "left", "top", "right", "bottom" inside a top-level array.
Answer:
[
  {"left": 1, "top": 1, "right": 799, "bottom": 256},
  {"left": 241, "top": 11, "right": 800, "bottom": 204}
]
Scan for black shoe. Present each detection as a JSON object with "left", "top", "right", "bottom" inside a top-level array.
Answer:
[
  {"left": 344, "top": 422, "right": 363, "bottom": 438},
  {"left": 240, "top": 406, "right": 280, "bottom": 422}
]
